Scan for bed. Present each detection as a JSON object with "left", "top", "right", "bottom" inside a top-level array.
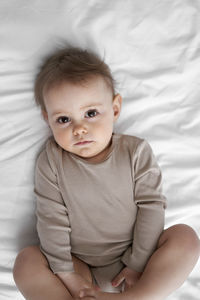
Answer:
[{"left": 0, "top": 1, "right": 199, "bottom": 299}]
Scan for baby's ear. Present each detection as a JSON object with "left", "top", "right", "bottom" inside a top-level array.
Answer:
[{"left": 113, "top": 93, "right": 122, "bottom": 121}]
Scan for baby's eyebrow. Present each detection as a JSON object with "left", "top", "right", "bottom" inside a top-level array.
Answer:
[
  {"left": 80, "top": 103, "right": 103, "bottom": 109},
  {"left": 52, "top": 112, "right": 65, "bottom": 116}
]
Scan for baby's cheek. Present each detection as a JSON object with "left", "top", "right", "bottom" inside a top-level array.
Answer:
[{"left": 53, "top": 131, "right": 69, "bottom": 149}]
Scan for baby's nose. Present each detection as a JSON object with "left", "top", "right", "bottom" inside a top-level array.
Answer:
[{"left": 73, "top": 124, "right": 88, "bottom": 136}]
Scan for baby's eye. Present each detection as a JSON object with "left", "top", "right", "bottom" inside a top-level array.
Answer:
[
  {"left": 85, "top": 109, "right": 99, "bottom": 118},
  {"left": 57, "top": 116, "right": 70, "bottom": 124}
]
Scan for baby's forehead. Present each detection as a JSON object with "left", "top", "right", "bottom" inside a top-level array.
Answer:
[{"left": 45, "top": 75, "right": 113, "bottom": 98}]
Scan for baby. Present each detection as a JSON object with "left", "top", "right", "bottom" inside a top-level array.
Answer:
[{"left": 13, "top": 47, "right": 200, "bottom": 300}]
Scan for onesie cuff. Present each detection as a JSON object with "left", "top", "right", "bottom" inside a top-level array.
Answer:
[
  {"left": 121, "top": 246, "right": 147, "bottom": 273},
  {"left": 49, "top": 261, "right": 75, "bottom": 275}
]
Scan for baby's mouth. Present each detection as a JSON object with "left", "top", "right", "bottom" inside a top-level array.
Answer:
[{"left": 74, "top": 140, "right": 93, "bottom": 146}]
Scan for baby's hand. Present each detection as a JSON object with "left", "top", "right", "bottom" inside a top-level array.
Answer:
[{"left": 111, "top": 266, "right": 142, "bottom": 291}]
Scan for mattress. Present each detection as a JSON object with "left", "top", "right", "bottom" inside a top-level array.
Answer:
[{"left": 0, "top": 1, "right": 199, "bottom": 299}]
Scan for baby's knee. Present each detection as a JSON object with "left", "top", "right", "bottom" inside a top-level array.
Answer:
[
  {"left": 167, "top": 224, "right": 200, "bottom": 258},
  {"left": 182, "top": 225, "right": 200, "bottom": 258},
  {"left": 13, "top": 246, "right": 31, "bottom": 284},
  {"left": 13, "top": 245, "right": 46, "bottom": 284}
]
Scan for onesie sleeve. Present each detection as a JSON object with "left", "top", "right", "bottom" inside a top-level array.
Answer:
[
  {"left": 121, "top": 139, "right": 167, "bottom": 273},
  {"left": 34, "top": 142, "right": 75, "bottom": 274}
]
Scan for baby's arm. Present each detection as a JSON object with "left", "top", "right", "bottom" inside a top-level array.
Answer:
[
  {"left": 35, "top": 148, "right": 74, "bottom": 272},
  {"left": 121, "top": 139, "right": 167, "bottom": 273}
]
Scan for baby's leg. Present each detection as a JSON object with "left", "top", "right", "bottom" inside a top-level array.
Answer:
[
  {"left": 122, "top": 224, "right": 200, "bottom": 300},
  {"left": 13, "top": 245, "right": 94, "bottom": 300},
  {"left": 80, "top": 224, "right": 200, "bottom": 300}
]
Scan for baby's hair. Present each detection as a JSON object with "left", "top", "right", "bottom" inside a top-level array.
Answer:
[{"left": 34, "top": 47, "right": 116, "bottom": 111}]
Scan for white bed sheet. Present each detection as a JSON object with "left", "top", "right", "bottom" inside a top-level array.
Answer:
[{"left": 0, "top": 0, "right": 199, "bottom": 299}]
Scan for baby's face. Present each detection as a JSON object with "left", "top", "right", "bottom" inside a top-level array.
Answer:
[{"left": 43, "top": 76, "right": 122, "bottom": 163}]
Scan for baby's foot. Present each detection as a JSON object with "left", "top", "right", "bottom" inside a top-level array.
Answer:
[
  {"left": 78, "top": 288, "right": 122, "bottom": 300},
  {"left": 79, "top": 285, "right": 101, "bottom": 299},
  {"left": 79, "top": 287, "right": 98, "bottom": 298}
]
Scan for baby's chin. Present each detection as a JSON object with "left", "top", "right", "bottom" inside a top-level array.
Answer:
[
  {"left": 76, "top": 148, "right": 107, "bottom": 163},
  {"left": 77, "top": 151, "right": 100, "bottom": 160}
]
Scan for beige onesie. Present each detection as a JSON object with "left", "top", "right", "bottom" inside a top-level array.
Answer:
[{"left": 34, "top": 133, "right": 166, "bottom": 292}]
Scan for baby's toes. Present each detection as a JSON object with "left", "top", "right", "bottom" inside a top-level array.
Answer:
[{"left": 79, "top": 287, "right": 96, "bottom": 298}]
